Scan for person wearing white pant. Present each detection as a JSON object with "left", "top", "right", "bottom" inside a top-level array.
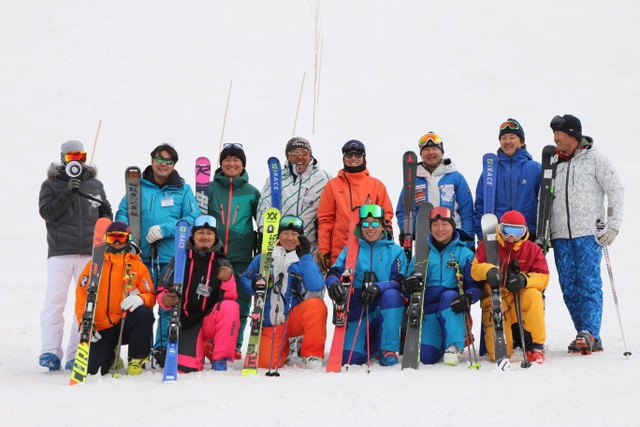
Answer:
[{"left": 38, "top": 140, "right": 112, "bottom": 371}]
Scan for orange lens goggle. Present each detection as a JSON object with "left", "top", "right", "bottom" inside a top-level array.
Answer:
[
  {"left": 419, "top": 132, "right": 443, "bottom": 147},
  {"left": 64, "top": 151, "right": 87, "bottom": 163},
  {"left": 105, "top": 232, "right": 130, "bottom": 245}
]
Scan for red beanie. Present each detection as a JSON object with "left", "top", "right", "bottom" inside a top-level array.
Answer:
[{"left": 500, "top": 210, "right": 526, "bottom": 226}]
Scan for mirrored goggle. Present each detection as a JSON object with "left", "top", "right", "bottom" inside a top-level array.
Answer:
[
  {"left": 359, "top": 204, "right": 384, "bottom": 220},
  {"left": 429, "top": 206, "right": 454, "bottom": 221},
  {"left": 499, "top": 223, "right": 527, "bottom": 239},
  {"left": 105, "top": 232, "right": 130, "bottom": 245},
  {"left": 280, "top": 215, "right": 304, "bottom": 230},
  {"left": 222, "top": 142, "right": 244, "bottom": 150},
  {"left": 500, "top": 121, "right": 520, "bottom": 131},
  {"left": 194, "top": 215, "right": 217, "bottom": 228},
  {"left": 418, "top": 132, "right": 443, "bottom": 148},
  {"left": 288, "top": 149, "right": 310, "bottom": 157},
  {"left": 64, "top": 151, "right": 87, "bottom": 163},
  {"left": 154, "top": 156, "right": 175, "bottom": 165},
  {"left": 361, "top": 220, "right": 381, "bottom": 229}
]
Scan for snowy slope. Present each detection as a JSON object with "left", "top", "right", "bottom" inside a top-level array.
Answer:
[{"left": 1, "top": 1, "right": 639, "bottom": 425}]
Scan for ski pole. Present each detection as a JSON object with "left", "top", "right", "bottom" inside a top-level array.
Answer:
[
  {"left": 365, "top": 305, "right": 371, "bottom": 374},
  {"left": 514, "top": 291, "right": 532, "bottom": 368},
  {"left": 346, "top": 305, "right": 366, "bottom": 367},
  {"left": 452, "top": 261, "right": 480, "bottom": 369},
  {"left": 602, "top": 245, "right": 632, "bottom": 358}
]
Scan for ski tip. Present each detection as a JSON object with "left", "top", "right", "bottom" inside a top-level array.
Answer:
[{"left": 495, "top": 358, "right": 511, "bottom": 371}]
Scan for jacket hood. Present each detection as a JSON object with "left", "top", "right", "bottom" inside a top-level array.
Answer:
[
  {"left": 417, "top": 158, "right": 457, "bottom": 178},
  {"left": 213, "top": 166, "right": 251, "bottom": 188},
  {"left": 497, "top": 147, "right": 533, "bottom": 162},
  {"left": 47, "top": 162, "right": 98, "bottom": 180}
]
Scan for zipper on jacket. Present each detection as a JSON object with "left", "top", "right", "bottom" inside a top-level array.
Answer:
[{"left": 564, "top": 161, "right": 572, "bottom": 239}]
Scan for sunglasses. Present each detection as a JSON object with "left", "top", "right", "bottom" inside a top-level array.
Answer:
[
  {"left": 154, "top": 156, "right": 175, "bottom": 165},
  {"left": 194, "top": 215, "right": 217, "bottom": 228},
  {"left": 500, "top": 121, "right": 520, "bottom": 131},
  {"left": 344, "top": 151, "right": 364, "bottom": 159},
  {"left": 105, "top": 232, "right": 130, "bottom": 245},
  {"left": 361, "top": 220, "right": 381, "bottom": 229},
  {"left": 418, "top": 132, "right": 443, "bottom": 147},
  {"left": 288, "top": 150, "right": 310, "bottom": 157},
  {"left": 222, "top": 143, "right": 244, "bottom": 150},
  {"left": 280, "top": 215, "right": 304, "bottom": 230},
  {"left": 64, "top": 151, "right": 87, "bottom": 163},
  {"left": 359, "top": 204, "right": 384, "bottom": 220},
  {"left": 499, "top": 223, "right": 527, "bottom": 240},
  {"left": 429, "top": 206, "right": 454, "bottom": 221}
]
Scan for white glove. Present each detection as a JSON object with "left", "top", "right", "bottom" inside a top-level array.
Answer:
[
  {"left": 146, "top": 225, "right": 163, "bottom": 243},
  {"left": 91, "top": 330, "right": 102, "bottom": 343},
  {"left": 121, "top": 295, "right": 144, "bottom": 312},
  {"left": 597, "top": 228, "right": 618, "bottom": 246}
]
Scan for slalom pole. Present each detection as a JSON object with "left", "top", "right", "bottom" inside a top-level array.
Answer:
[
  {"left": 217, "top": 80, "right": 233, "bottom": 165},
  {"left": 292, "top": 72, "right": 305, "bottom": 137},
  {"left": 89, "top": 120, "right": 102, "bottom": 164},
  {"left": 603, "top": 245, "right": 632, "bottom": 358}
]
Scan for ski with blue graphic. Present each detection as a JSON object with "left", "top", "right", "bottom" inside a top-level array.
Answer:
[
  {"left": 482, "top": 153, "right": 498, "bottom": 214},
  {"left": 162, "top": 220, "right": 190, "bottom": 382},
  {"left": 268, "top": 157, "right": 282, "bottom": 210}
]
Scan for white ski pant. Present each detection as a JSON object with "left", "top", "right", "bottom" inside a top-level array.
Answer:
[{"left": 40, "top": 255, "right": 90, "bottom": 363}]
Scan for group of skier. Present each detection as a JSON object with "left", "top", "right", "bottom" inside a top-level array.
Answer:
[{"left": 38, "top": 112, "right": 624, "bottom": 377}]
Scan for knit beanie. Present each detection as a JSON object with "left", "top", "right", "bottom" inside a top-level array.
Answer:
[
  {"left": 219, "top": 144, "right": 246, "bottom": 167},
  {"left": 285, "top": 137, "right": 312, "bottom": 156},
  {"left": 500, "top": 210, "right": 526, "bottom": 226},
  {"left": 551, "top": 114, "right": 582, "bottom": 141},
  {"left": 498, "top": 118, "right": 525, "bottom": 142}
]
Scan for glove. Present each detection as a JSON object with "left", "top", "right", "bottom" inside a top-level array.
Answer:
[
  {"left": 402, "top": 272, "right": 424, "bottom": 293},
  {"left": 451, "top": 293, "right": 473, "bottom": 314},
  {"left": 486, "top": 267, "right": 503, "bottom": 289},
  {"left": 318, "top": 253, "right": 331, "bottom": 272},
  {"left": 361, "top": 283, "right": 381, "bottom": 306},
  {"left": 121, "top": 295, "right": 144, "bottom": 312},
  {"left": 251, "top": 275, "right": 267, "bottom": 293},
  {"left": 327, "top": 283, "right": 346, "bottom": 303},
  {"left": 398, "top": 230, "right": 406, "bottom": 246},
  {"left": 597, "top": 228, "right": 618, "bottom": 246},
  {"left": 217, "top": 266, "right": 233, "bottom": 282},
  {"left": 146, "top": 225, "right": 163, "bottom": 244},
  {"left": 161, "top": 291, "right": 179, "bottom": 308},
  {"left": 296, "top": 235, "right": 311, "bottom": 257},
  {"left": 506, "top": 273, "right": 527, "bottom": 292},
  {"left": 91, "top": 330, "right": 102, "bottom": 343},
  {"left": 65, "top": 178, "right": 81, "bottom": 194}
]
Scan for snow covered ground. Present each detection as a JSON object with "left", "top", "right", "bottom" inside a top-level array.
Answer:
[{"left": 1, "top": 1, "right": 639, "bottom": 425}]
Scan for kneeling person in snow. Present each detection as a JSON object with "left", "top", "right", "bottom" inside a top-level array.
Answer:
[
  {"left": 74, "top": 221, "right": 155, "bottom": 376},
  {"left": 403, "top": 207, "right": 482, "bottom": 366},
  {"left": 325, "top": 204, "right": 407, "bottom": 367},
  {"left": 240, "top": 215, "right": 327, "bottom": 369},
  {"left": 156, "top": 215, "right": 240, "bottom": 372},
  {"left": 471, "top": 210, "right": 549, "bottom": 364}
]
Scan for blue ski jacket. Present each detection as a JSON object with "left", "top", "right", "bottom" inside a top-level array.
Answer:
[
  {"left": 116, "top": 166, "right": 200, "bottom": 264},
  {"left": 473, "top": 148, "right": 541, "bottom": 239}
]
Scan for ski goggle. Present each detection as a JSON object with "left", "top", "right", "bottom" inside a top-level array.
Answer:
[
  {"left": 154, "top": 156, "right": 175, "bottom": 165},
  {"left": 288, "top": 149, "right": 310, "bottom": 157},
  {"left": 361, "top": 221, "right": 381, "bottom": 229},
  {"left": 344, "top": 151, "right": 364, "bottom": 159},
  {"left": 194, "top": 215, "right": 217, "bottom": 228},
  {"left": 418, "top": 132, "right": 443, "bottom": 149},
  {"left": 280, "top": 215, "right": 304, "bottom": 230},
  {"left": 64, "top": 151, "right": 87, "bottom": 163},
  {"left": 222, "top": 142, "right": 244, "bottom": 150},
  {"left": 429, "top": 206, "right": 454, "bottom": 222},
  {"left": 105, "top": 232, "right": 130, "bottom": 245},
  {"left": 499, "top": 223, "right": 527, "bottom": 240},
  {"left": 359, "top": 204, "right": 384, "bottom": 220},
  {"left": 500, "top": 121, "right": 520, "bottom": 131}
]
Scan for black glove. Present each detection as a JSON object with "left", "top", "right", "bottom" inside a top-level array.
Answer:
[
  {"left": 451, "top": 293, "right": 473, "bottom": 314},
  {"left": 327, "top": 282, "right": 346, "bottom": 303},
  {"left": 486, "top": 267, "right": 503, "bottom": 289},
  {"left": 65, "top": 178, "right": 81, "bottom": 194},
  {"left": 361, "top": 283, "right": 381, "bottom": 306},
  {"left": 296, "top": 235, "right": 311, "bottom": 257},
  {"left": 398, "top": 230, "right": 406, "bottom": 246},
  {"left": 506, "top": 273, "right": 527, "bottom": 292},
  {"left": 251, "top": 275, "right": 267, "bottom": 293},
  {"left": 402, "top": 272, "right": 423, "bottom": 293}
]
